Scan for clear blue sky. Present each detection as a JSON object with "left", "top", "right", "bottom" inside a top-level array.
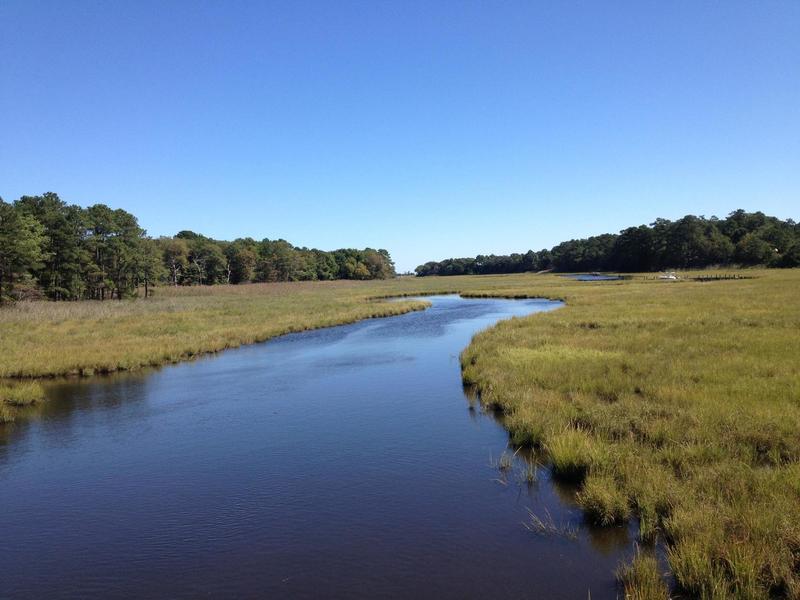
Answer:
[{"left": 2, "top": 1, "right": 798, "bottom": 272}]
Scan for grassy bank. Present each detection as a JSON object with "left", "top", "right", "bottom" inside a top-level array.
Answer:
[
  {"left": 0, "top": 280, "right": 436, "bottom": 379},
  {"left": 0, "top": 274, "right": 566, "bottom": 381},
  {"left": 0, "top": 381, "right": 45, "bottom": 423},
  {"left": 2, "top": 271, "right": 799, "bottom": 596},
  {"left": 462, "top": 270, "right": 800, "bottom": 598}
]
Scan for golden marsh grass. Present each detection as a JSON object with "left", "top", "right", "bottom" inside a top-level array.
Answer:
[
  {"left": 461, "top": 269, "right": 800, "bottom": 598},
  {"left": 2, "top": 270, "right": 799, "bottom": 596}
]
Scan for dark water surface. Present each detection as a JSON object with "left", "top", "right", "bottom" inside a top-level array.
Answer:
[{"left": 0, "top": 296, "right": 633, "bottom": 599}]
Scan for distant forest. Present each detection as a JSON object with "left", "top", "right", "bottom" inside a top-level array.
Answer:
[
  {"left": 415, "top": 210, "right": 800, "bottom": 276},
  {"left": 0, "top": 192, "right": 395, "bottom": 302}
]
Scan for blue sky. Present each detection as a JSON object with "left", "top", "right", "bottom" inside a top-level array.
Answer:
[{"left": 2, "top": 1, "right": 798, "bottom": 272}]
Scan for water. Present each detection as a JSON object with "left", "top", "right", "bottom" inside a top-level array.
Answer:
[
  {"left": 562, "top": 274, "right": 622, "bottom": 281},
  {"left": 0, "top": 296, "right": 633, "bottom": 599}
]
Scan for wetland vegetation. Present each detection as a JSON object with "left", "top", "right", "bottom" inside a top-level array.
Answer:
[
  {"left": 0, "top": 381, "right": 44, "bottom": 424},
  {"left": 2, "top": 264, "right": 799, "bottom": 597},
  {"left": 461, "top": 269, "right": 800, "bottom": 598},
  {"left": 4, "top": 1, "right": 797, "bottom": 597}
]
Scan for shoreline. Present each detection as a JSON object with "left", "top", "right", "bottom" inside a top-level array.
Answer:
[{"left": 1, "top": 298, "right": 432, "bottom": 382}]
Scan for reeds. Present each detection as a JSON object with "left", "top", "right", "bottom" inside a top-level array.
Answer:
[{"left": 523, "top": 508, "right": 578, "bottom": 540}]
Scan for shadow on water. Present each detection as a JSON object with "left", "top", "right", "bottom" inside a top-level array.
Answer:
[{"left": 0, "top": 295, "right": 635, "bottom": 599}]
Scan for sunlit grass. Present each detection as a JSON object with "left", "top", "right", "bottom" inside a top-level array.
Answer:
[
  {"left": 0, "top": 381, "right": 45, "bottom": 422},
  {"left": 2, "top": 269, "right": 799, "bottom": 596},
  {"left": 617, "top": 547, "right": 669, "bottom": 599},
  {"left": 546, "top": 426, "right": 601, "bottom": 481},
  {"left": 461, "top": 269, "right": 800, "bottom": 598},
  {"left": 0, "top": 280, "right": 435, "bottom": 378},
  {"left": 578, "top": 471, "right": 631, "bottom": 526}
]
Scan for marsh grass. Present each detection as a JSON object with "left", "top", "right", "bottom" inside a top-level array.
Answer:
[
  {"left": 523, "top": 507, "right": 579, "bottom": 540},
  {"left": 520, "top": 460, "right": 538, "bottom": 484},
  {"left": 0, "top": 277, "right": 552, "bottom": 379},
  {"left": 489, "top": 446, "right": 538, "bottom": 485},
  {"left": 460, "top": 269, "right": 800, "bottom": 598},
  {"left": 546, "top": 426, "right": 601, "bottom": 481},
  {"left": 0, "top": 280, "right": 435, "bottom": 378},
  {"left": 617, "top": 546, "right": 670, "bottom": 599},
  {"left": 0, "top": 381, "right": 45, "bottom": 422},
  {"left": 2, "top": 270, "right": 799, "bottom": 597},
  {"left": 578, "top": 472, "right": 631, "bottom": 526},
  {"left": 498, "top": 451, "right": 514, "bottom": 471}
]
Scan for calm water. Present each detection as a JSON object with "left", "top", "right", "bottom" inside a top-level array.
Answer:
[
  {"left": 0, "top": 296, "right": 633, "bottom": 599},
  {"left": 562, "top": 274, "right": 623, "bottom": 281}
]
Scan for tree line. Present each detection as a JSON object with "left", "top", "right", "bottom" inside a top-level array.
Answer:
[
  {"left": 0, "top": 192, "right": 395, "bottom": 302},
  {"left": 415, "top": 210, "right": 800, "bottom": 276}
]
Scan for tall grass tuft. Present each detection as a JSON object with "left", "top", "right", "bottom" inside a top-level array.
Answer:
[
  {"left": 0, "top": 381, "right": 45, "bottom": 422},
  {"left": 578, "top": 472, "right": 630, "bottom": 526},
  {"left": 545, "top": 427, "right": 601, "bottom": 482},
  {"left": 617, "top": 546, "right": 669, "bottom": 599}
]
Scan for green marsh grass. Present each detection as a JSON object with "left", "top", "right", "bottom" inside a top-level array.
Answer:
[
  {"left": 578, "top": 472, "right": 631, "bottom": 526},
  {"left": 617, "top": 546, "right": 670, "bottom": 599},
  {"left": 546, "top": 426, "right": 601, "bottom": 481},
  {"left": 0, "top": 381, "right": 45, "bottom": 422},
  {"left": 523, "top": 507, "right": 579, "bottom": 540},
  {"left": 2, "top": 270, "right": 799, "bottom": 596},
  {"left": 0, "top": 280, "right": 433, "bottom": 378},
  {"left": 461, "top": 269, "right": 800, "bottom": 598}
]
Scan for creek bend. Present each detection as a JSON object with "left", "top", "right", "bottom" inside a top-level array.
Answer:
[{"left": 0, "top": 295, "right": 634, "bottom": 599}]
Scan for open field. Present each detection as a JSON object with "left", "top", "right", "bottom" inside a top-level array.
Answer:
[{"left": 2, "top": 270, "right": 799, "bottom": 597}]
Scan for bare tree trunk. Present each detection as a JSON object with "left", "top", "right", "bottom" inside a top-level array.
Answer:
[{"left": 193, "top": 259, "right": 205, "bottom": 285}]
